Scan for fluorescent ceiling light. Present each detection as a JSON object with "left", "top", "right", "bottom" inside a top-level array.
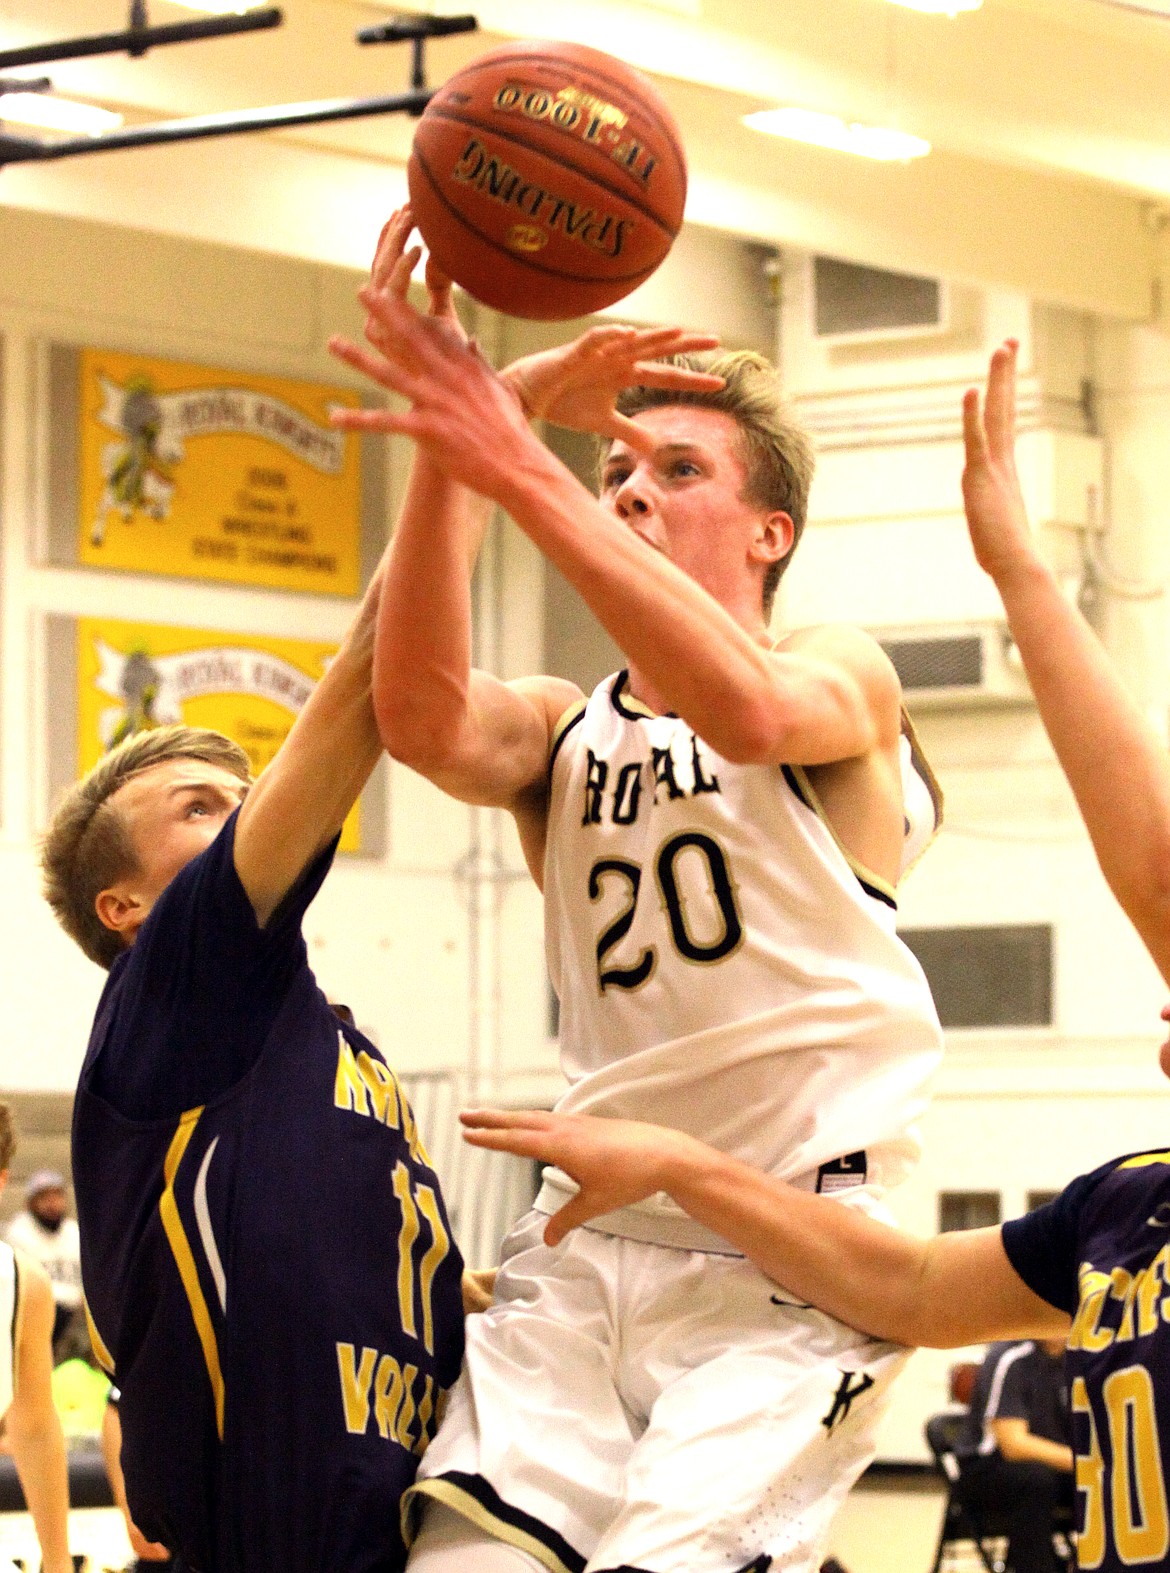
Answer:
[
  {"left": 883, "top": 0, "right": 982, "bottom": 12},
  {"left": 743, "top": 108, "right": 930, "bottom": 162},
  {"left": 0, "top": 93, "right": 123, "bottom": 136}
]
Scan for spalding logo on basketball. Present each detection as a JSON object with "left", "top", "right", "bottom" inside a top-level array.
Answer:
[{"left": 408, "top": 40, "right": 688, "bottom": 321}]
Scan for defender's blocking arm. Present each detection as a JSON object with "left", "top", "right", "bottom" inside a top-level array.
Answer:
[
  {"left": 460, "top": 1109, "right": 1069, "bottom": 1351},
  {"left": 964, "top": 340, "right": 1170, "bottom": 986}
]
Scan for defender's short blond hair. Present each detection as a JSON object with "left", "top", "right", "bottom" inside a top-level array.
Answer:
[
  {"left": 614, "top": 350, "right": 815, "bottom": 616},
  {"left": 41, "top": 726, "right": 250, "bottom": 970}
]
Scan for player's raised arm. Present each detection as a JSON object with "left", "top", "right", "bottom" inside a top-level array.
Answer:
[
  {"left": 460, "top": 1110, "right": 1068, "bottom": 1350},
  {"left": 332, "top": 288, "right": 894, "bottom": 769},
  {"left": 330, "top": 249, "right": 730, "bottom": 809},
  {"left": 964, "top": 341, "right": 1170, "bottom": 985},
  {"left": 5, "top": 1258, "right": 72, "bottom": 1573}
]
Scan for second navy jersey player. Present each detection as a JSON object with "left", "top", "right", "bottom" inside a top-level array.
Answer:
[
  {"left": 73, "top": 812, "right": 465, "bottom": 1573},
  {"left": 1004, "top": 1153, "right": 1170, "bottom": 1572}
]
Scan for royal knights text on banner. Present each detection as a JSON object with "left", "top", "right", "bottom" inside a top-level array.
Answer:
[
  {"left": 78, "top": 616, "right": 361, "bottom": 851},
  {"left": 77, "top": 348, "right": 363, "bottom": 596}
]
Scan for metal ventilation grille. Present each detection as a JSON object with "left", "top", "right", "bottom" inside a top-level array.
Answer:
[
  {"left": 879, "top": 635, "right": 984, "bottom": 692},
  {"left": 899, "top": 923, "right": 1054, "bottom": 1029},
  {"left": 814, "top": 256, "right": 943, "bottom": 338}
]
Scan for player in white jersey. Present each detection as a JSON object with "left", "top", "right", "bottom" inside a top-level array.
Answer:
[
  {"left": 0, "top": 1109, "right": 73, "bottom": 1573},
  {"left": 329, "top": 211, "right": 943, "bottom": 1573}
]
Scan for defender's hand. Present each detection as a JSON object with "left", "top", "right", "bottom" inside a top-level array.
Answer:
[
  {"left": 962, "top": 339, "right": 1038, "bottom": 583},
  {"left": 503, "top": 325, "right": 724, "bottom": 456},
  {"left": 461, "top": 1268, "right": 497, "bottom": 1314}
]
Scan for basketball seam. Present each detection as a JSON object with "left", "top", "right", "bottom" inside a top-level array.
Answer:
[
  {"left": 419, "top": 108, "right": 680, "bottom": 237},
  {"left": 442, "top": 51, "right": 688, "bottom": 179},
  {"left": 412, "top": 150, "right": 661, "bottom": 292}
]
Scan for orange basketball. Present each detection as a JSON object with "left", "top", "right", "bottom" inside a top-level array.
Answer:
[{"left": 407, "top": 40, "right": 687, "bottom": 321}]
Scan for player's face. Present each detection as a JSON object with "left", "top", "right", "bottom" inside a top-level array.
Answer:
[
  {"left": 599, "top": 407, "right": 792, "bottom": 613},
  {"left": 100, "top": 758, "right": 249, "bottom": 941}
]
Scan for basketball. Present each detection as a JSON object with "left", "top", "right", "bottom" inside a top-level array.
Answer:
[{"left": 407, "top": 40, "right": 687, "bottom": 321}]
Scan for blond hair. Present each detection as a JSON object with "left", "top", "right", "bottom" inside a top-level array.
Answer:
[
  {"left": 41, "top": 726, "right": 250, "bottom": 970},
  {"left": 614, "top": 350, "right": 815, "bottom": 616}
]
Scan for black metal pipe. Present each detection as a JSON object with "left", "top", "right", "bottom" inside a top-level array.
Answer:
[
  {"left": 0, "top": 87, "right": 434, "bottom": 165},
  {"left": 0, "top": 9, "right": 282, "bottom": 71},
  {"left": 357, "top": 15, "right": 477, "bottom": 45}
]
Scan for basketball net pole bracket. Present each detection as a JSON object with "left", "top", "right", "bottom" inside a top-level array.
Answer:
[{"left": 0, "top": 6, "right": 477, "bottom": 167}]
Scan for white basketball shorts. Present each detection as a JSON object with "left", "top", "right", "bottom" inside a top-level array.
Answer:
[{"left": 403, "top": 1210, "right": 908, "bottom": 1573}]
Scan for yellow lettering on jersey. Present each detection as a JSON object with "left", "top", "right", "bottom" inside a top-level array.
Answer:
[
  {"left": 415, "top": 1186, "right": 452, "bottom": 1356},
  {"left": 357, "top": 1051, "right": 401, "bottom": 1130},
  {"left": 395, "top": 1362, "right": 419, "bottom": 1450},
  {"left": 415, "top": 1374, "right": 435, "bottom": 1456},
  {"left": 1137, "top": 1246, "right": 1170, "bottom": 1338},
  {"left": 336, "top": 1343, "right": 378, "bottom": 1434},
  {"left": 373, "top": 1354, "right": 404, "bottom": 1441},
  {"left": 1111, "top": 1267, "right": 1139, "bottom": 1343},
  {"left": 1105, "top": 1365, "right": 1170, "bottom": 1563},
  {"left": 1073, "top": 1375, "right": 1107, "bottom": 1570},
  {"left": 1070, "top": 1269, "right": 1114, "bottom": 1353},
  {"left": 334, "top": 1039, "right": 371, "bottom": 1116}
]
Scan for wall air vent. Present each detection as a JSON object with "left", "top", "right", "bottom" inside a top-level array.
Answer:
[
  {"left": 813, "top": 255, "right": 947, "bottom": 343},
  {"left": 874, "top": 622, "right": 1032, "bottom": 708}
]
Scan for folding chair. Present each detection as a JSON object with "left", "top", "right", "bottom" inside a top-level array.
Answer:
[{"left": 925, "top": 1413, "right": 1010, "bottom": 1573}]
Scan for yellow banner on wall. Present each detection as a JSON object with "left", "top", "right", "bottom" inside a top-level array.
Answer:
[
  {"left": 78, "top": 617, "right": 360, "bottom": 851},
  {"left": 77, "top": 349, "right": 364, "bottom": 596}
]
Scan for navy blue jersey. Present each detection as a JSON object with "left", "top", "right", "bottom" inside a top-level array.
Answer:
[
  {"left": 73, "top": 813, "right": 464, "bottom": 1573},
  {"left": 1004, "top": 1151, "right": 1170, "bottom": 1571}
]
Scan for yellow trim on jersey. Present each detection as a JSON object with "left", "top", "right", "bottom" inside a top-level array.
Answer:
[
  {"left": 1121, "top": 1152, "right": 1170, "bottom": 1169},
  {"left": 402, "top": 1479, "right": 577, "bottom": 1573},
  {"left": 786, "top": 763, "right": 898, "bottom": 905},
  {"left": 159, "top": 1107, "right": 225, "bottom": 1439},
  {"left": 549, "top": 699, "right": 586, "bottom": 757},
  {"left": 85, "top": 1302, "right": 115, "bottom": 1377},
  {"left": 899, "top": 706, "right": 944, "bottom": 876},
  {"left": 9, "top": 1251, "right": 21, "bottom": 1402}
]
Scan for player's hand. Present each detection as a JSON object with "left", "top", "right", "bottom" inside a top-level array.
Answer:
[
  {"left": 364, "top": 205, "right": 464, "bottom": 352},
  {"left": 962, "top": 339, "right": 1038, "bottom": 583},
  {"left": 461, "top": 1268, "right": 496, "bottom": 1314},
  {"left": 127, "top": 1519, "right": 171, "bottom": 1560},
  {"left": 502, "top": 326, "right": 724, "bottom": 456},
  {"left": 461, "top": 1108, "right": 704, "bottom": 1246},
  {"left": 328, "top": 290, "right": 535, "bottom": 498}
]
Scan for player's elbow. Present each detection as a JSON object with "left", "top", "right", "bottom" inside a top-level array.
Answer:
[{"left": 711, "top": 693, "right": 790, "bottom": 765}]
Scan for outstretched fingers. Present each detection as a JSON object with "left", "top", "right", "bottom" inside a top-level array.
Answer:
[
  {"left": 328, "top": 333, "right": 428, "bottom": 405},
  {"left": 961, "top": 386, "right": 988, "bottom": 472},
  {"left": 985, "top": 339, "right": 1019, "bottom": 462}
]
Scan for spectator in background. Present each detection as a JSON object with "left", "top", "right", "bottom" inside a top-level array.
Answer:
[
  {"left": 5, "top": 1171, "right": 82, "bottom": 1350},
  {"left": 0, "top": 1106, "right": 73, "bottom": 1573},
  {"left": 952, "top": 1339, "right": 1073, "bottom": 1573}
]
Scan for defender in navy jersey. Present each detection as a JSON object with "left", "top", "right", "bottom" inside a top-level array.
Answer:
[
  {"left": 40, "top": 211, "right": 717, "bottom": 1573},
  {"left": 459, "top": 340, "right": 1170, "bottom": 1573}
]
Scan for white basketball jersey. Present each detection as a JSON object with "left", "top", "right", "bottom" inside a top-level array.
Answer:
[
  {"left": 541, "top": 671, "right": 944, "bottom": 1247},
  {"left": 0, "top": 1245, "right": 18, "bottom": 1418}
]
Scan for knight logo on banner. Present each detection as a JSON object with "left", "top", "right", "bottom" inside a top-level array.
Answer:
[
  {"left": 77, "top": 349, "right": 364, "bottom": 596},
  {"left": 78, "top": 617, "right": 361, "bottom": 851}
]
